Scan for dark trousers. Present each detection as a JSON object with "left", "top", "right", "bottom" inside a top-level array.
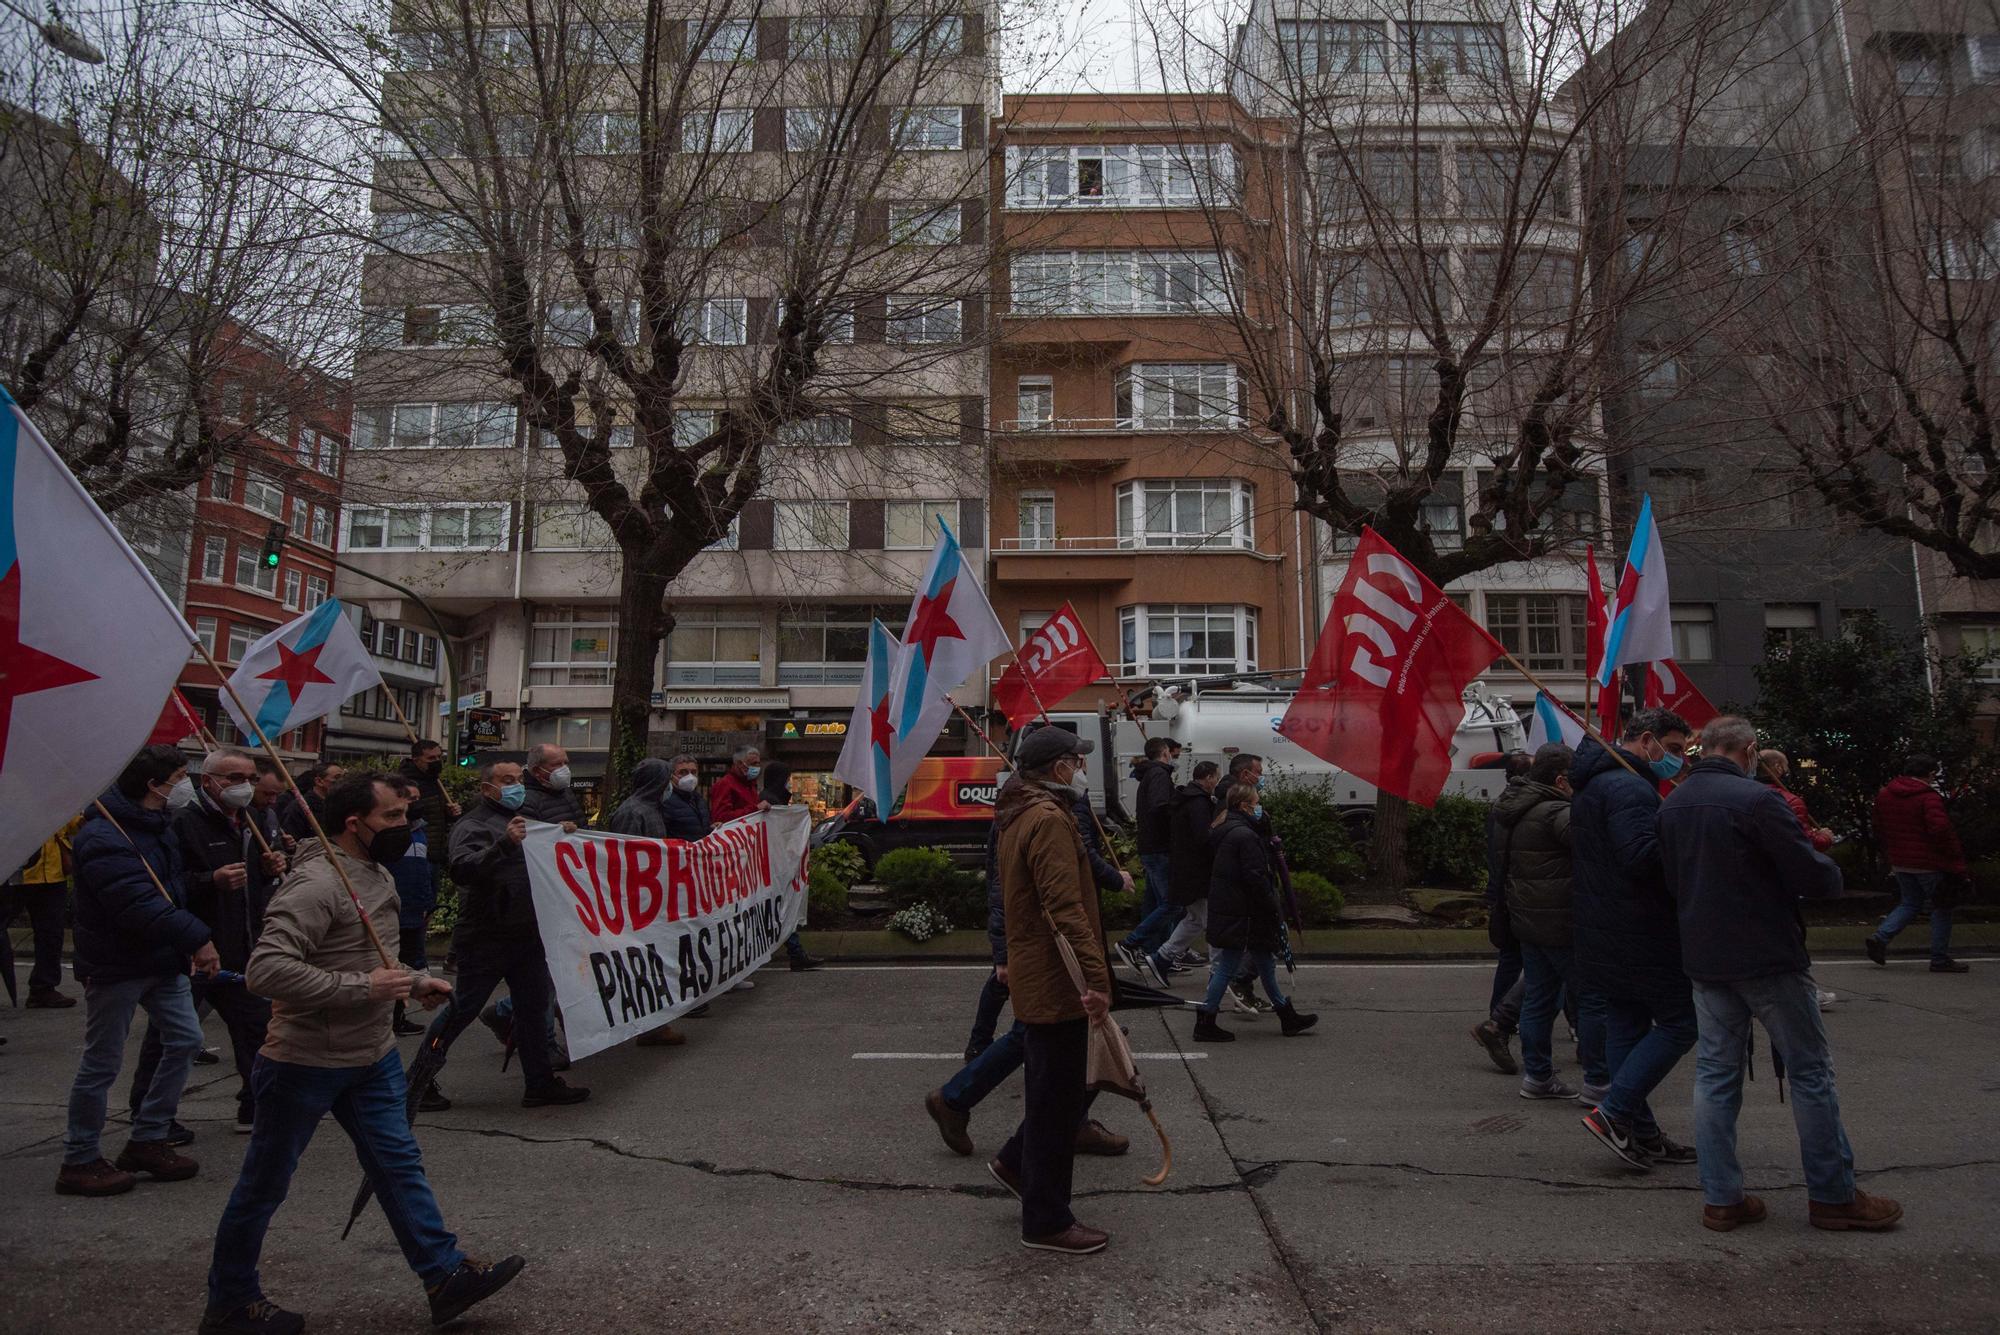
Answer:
[
  {"left": 397, "top": 919, "right": 429, "bottom": 972},
  {"left": 423, "top": 935, "right": 555, "bottom": 1089},
  {"left": 966, "top": 971, "right": 1010, "bottom": 1053},
  {"left": 997, "top": 1018, "right": 1089, "bottom": 1239},
  {"left": 131, "top": 974, "right": 269, "bottom": 1118},
  {"left": 2, "top": 885, "right": 66, "bottom": 993}
]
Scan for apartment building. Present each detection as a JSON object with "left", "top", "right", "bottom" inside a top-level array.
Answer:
[{"left": 988, "top": 93, "right": 1315, "bottom": 696}]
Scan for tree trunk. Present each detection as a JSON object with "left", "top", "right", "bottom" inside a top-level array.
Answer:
[
  {"left": 603, "top": 558, "right": 671, "bottom": 817},
  {"left": 1355, "top": 789, "right": 1411, "bottom": 906}
]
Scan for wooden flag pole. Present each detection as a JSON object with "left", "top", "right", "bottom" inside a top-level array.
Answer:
[
  {"left": 192, "top": 640, "right": 396, "bottom": 970},
  {"left": 90, "top": 800, "right": 177, "bottom": 906},
  {"left": 176, "top": 708, "right": 279, "bottom": 859},
  {"left": 1496, "top": 648, "right": 1649, "bottom": 786}
]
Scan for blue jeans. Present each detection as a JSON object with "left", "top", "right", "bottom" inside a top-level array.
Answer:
[
  {"left": 1691, "top": 973, "right": 1856, "bottom": 1207},
  {"left": 1134, "top": 853, "right": 1171, "bottom": 919},
  {"left": 943, "top": 1021, "right": 1025, "bottom": 1111},
  {"left": 1488, "top": 942, "right": 1523, "bottom": 1032},
  {"left": 1519, "top": 945, "right": 1606, "bottom": 1084},
  {"left": 965, "top": 971, "right": 1010, "bottom": 1054},
  {"left": 1875, "top": 872, "right": 1953, "bottom": 960},
  {"left": 1200, "top": 948, "right": 1287, "bottom": 1010},
  {"left": 65, "top": 972, "right": 201, "bottom": 1164},
  {"left": 1124, "top": 857, "right": 1183, "bottom": 952},
  {"left": 1598, "top": 985, "right": 1698, "bottom": 1137},
  {"left": 208, "top": 1051, "right": 464, "bottom": 1312}
]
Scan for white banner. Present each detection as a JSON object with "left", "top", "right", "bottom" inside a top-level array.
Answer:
[{"left": 523, "top": 807, "right": 812, "bottom": 1059}]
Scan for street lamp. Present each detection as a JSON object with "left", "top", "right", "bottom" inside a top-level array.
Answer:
[{"left": 0, "top": 0, "right": 105, "bottom": 63}]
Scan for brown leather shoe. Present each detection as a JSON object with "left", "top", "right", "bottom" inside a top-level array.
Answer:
[
  {"left": 26, "top": 988, "right": 77, "bottom": 1008},
  {"left": 1022, "top": 1223, "right": 1109, "bottom": 1255},
  {"left": 987, "top": 1157, "right": 1023, "bottom": 1200},
  {"left": 1073, "top": 1118, "right": 1129, "bottom": 1157},
  {"left": 1702, "top": 1195, "right": 1768, "bottom": 1232},
  {"left": 114, "top": 1139, "right": 198, "bottom": 1182},
  {"left": 926, "top": 1090, "right": 973, "bottom": 1156},
  {"left": 1809, "top": 1190, "right": 1903, "bottom": 1231},
  {"left": 637, "top": 1025, "right": 687, "bottom": 1047},
  {"left": 54, "top": 1158, "right": 136, "bottom": 1197}
]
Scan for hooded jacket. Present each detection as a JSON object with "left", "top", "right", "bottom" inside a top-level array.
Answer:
[
  {"left": 1494, "top": 780, "right": 1574, "bottom": 948},
  {"left": 174, "top": 789, "right": 280, "bottom": 972},
  {"left": 1569, "top": 737, "right": 1684, "bottom": 996},
  {"left": 1660, "top": 757, "right": 1844, "bottom": 982},
  {"left": 396, "top": 758, "right": 456, "bottom": 865},
  {"left": 997, "top": 778, "right": 1110, "bottom": 1023},
  {"left": 71, "top": 789, "right": 209, "bottom": 985},
  {"left": 1131, "top": 758, "right": 1176, "bottom": 854},
  {"left": 447, "top": 796, "right": 538, "bottom": 943},
  {"left": 1167, "top": 781, "right": 1222, "bottom": 906},
  {"left": 608, "top": 759, "right": 674, "bottom": 838},
  {"left": 1207, "top": 808, "right": 1282, "bottom": 953},
  {"left": 1872, "top": 776, "right": 1966, "bottom": 874}
]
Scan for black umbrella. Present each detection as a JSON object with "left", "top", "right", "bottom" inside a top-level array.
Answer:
[
  {"left": 1110, "top": 975, "right": 1191, "bottom": 1012},
  {"left": 340, "top": 1030, "right": 449, "bottom": 1239},
  {"left": 0, "top": 921, "right": 16, "bottom": 1005}
]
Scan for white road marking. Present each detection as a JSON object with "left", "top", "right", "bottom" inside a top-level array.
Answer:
[
  {"left": 817, "top": 956, "right": 1995, "bottom": 973},
  {"left": 851, "top": 1051, "right": 1209, "bottom": 1061}
]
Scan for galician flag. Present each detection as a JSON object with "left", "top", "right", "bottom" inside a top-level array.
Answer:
[
  {"left": 221, "top": 599, "right": 381, "bottom": 744},
  {"left": 1525, "top": 691, "right": 1585, "bottom": 751},
  {"left": 833, "top": 620, "right": 947, "bottom": 811},
  {"left": 894, "top": 518, "right": 1009, "bottom": 737},
  {"left": 0, "top": 386, "right": 195, "bottom": 876},
  {"left": 1598, "top": 494, "right": 1674, "bottom": 687}
]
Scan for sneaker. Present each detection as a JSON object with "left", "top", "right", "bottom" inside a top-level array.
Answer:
[
  {"left": 478, "top": 1002, "right": 512, "bottom": 1046},
  {"left": 114, "top": 1138, "right": 199, "bottom": 1181},
  {"left": 193, "top": 1046, "right": 221, "bottom": 1066},
  {"left": 427, "top": 1254, "right": 526, "bottom": 1326},
  {"left": 1930, "top": 957, "right": 1970, "bottom": 974},
  {"left": 418, "top": 1082, "right": 453, "bottom": 1113},
  {"left": 393, "top": 1013, "right": 425, "bottom": 1037},
  {"left": 1816, "top": 989, "right": 1837, "bottom": 1010},
  {"left": 235, "top": 1107, "right": 255, "bottom": 1135},
  {"left": 925, "top": 1090, "right": 973, "bottom": 1157},
  {"left": 1702, "top": 1195, "right": 1768, "bottom": 1233},
  {"left": 1520, "top": 1074, "right": 1580, "bottom": 1101},
  {"left": 789, "top": 952, "right": 825, "bottom": 972},
  {"left": 1181, "top": 950, "right": 1210, "bottom": 967},
  {"left": 1161, "top": 955, "right": 1192, "bottom": 975},
  {"left": 163, "top": 1119, "right": 196, "bottom": 1148},
  {"left": 1808, "top": 1189, "right": 1904, "bottom": 1231},
  {"left": 521, "top": 1077, "right": 590, "bottom": 1108},
  {"left": 1140, "top": 952, "right": 1172, "bottom": 988},
  {"left": 987, "top": 1156, "right": 1023, "bottom": 1200},
  {"left": 733, "top": 978, "right": 756, "bottom": 992},
  {"left": 1113, "top": 942, "right": 1144, "bottom": 974},
  {"left": 1470, "top": 1020, "right": 1518, "bottom": 1075},
  {"left": 1580, "top": 1106, "right": 1652, "bottom": 1171},
  {"left": 1579, "top": 1082, "right": 1610, "bottom": 1107},
  {"left": 686, "top": 1003, "right": 712, "bottom": 1018},
  {"left": 1864, "top": 936, "right": 1887, "bottom": 967},
  {"left": 1021, "top": 1223, "right": 1109, "bottom": 1255},
  {"left": 198, "top": 1298, "right": 306, "bottom": 1334},
  {"left": 1228, "top": 980, "right": 1267, "bottom": 1015},
  {"left": 54, "top": 1158, "right": 136, "bottom": 1197},
  {"left": 25, "top": 987, "right": 77, "bottom": 1008},
  {"left": 1636, "top": 1133, "right": 1697, "bottom": 1165}
]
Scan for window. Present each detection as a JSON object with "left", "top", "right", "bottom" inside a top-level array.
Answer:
[
  {"left": 1118, "top": 604, "right": 1257, "bottom": 676},
  {"left": 778, "top": 605, "right": 894, "bottom": 684},
  {"left": 1637, "top": 348, "right": 1682, "bottom": 398},
  {"left": 1883, "top": 33, "right": 1951, "bottom": 96},
  {"left": 779, "top": 414, "right": 853, "bottom": 447},
  {"left": 1018, "top": 491, "right": 1055, "bottom": 548},
  {"left": 1278, "top": 19, "right": 1387, "bottom": 77},
  {"left": 193, "top": 616, "right": 218, "bottom": 659},
  {"left": 1960, "top": 624, "right": 2000, "bottom": 682},
  {"left": 1723, "top": 224, "right": 1765, "bottom": 275},
  {"left": 681, "top": 108, "right": 753, "bottom": 153},
  {"left": 310, "top": 507, "right": 332, "bottom": 547},
  {"left": 1010, "top": 250, "right": 1232, "bottom": 315},
  {"left": 1923, "top": 224, "right": 2000, "bottom": 279},
  {"left": 675, "top": 409, "right": 719, "bottom": 444},
  {"left": 1419, "top": 478, "right": 1464, "bottom": 551},
  {"left": 353, "top": 402, "right": 516, "bottom": 450},
  {"left": 200, "top": 536, "right": 226, "bottom": 582},
  {"left": 1671, "top": 604, "right": 1716, "bottom": 663},
  {"left": 791, "top": 16, "right": 860, "bottom": 58},
  {"left": 885, "top": 499, "right": 958, "bottom": 549},
  {"left": 218, "top": 382, "right": 245, "bottom": 422},
  {"left": 1405, "top": 22, "right": 1506, "bottom": 80},
  {"left": 1649, "top": 468, "right": 1706, "bottom": 519},
  {"left": 571, "top": 112, "right": 639, "bottom": 155},
  {"left": 694, "top": 18, "right": 754, "bottom": 63},
  {"left": 1765, "top": 603, "right": 1820, "bottom": 650},
  {"left": 774, "top": 500, "right": 849, "bottom": 550},
  {"left": 289, "top": 496, "right": 309, "bottom": 535},
  {"left": 532, "top": 502, "right": 614, "bottom": 550},
  {"left": 282, "top": 569, "right": 302, "bottom": 610},
  {"left": 1114, "top": 363, "right": 1239, "bottom": 429},
  {"left": 786, "top": 107, "right": 829, "bottom": 151},
  {"left": 1365, "top": 146, "right": 1444, "bottom": 215},
  {"left": 234, "top": 545, "right": 278, "bottom": 594},
  {"left": 889, "top": 202, "right": 963, "bottom": 245},
  {"left": 209, "top": 458, "right": 236, "bottom": 501},
  {"left": 242, "top": 474, "right": 284, "bottom": 520},
  {"left": 689, "top": 297, "right": 748, "bottom": 346},
  {"left": 887, "top": 401, "right": 959, "bottom": 446},
  {"left": 1115, "top": 479, "right": 1255, "bottom": 549},
  {"left": 344, "top": 504, "right": 508, "bottom": 552},
  {"left": 1485, "top": 594, "right": 1588, "bottom": 672},
  {"left": 894, "top": 107, "right": 963, "bottom": 151},
  {"left": 304, "top": 575, "right": 328, "bottom": 610},
  {"left": 370, "top": 210, "right": 475, "bottom": 255},
  {"left": 573, "top": 21, "right": 645, "bottom": 64},
  {"left": 1006, "top": 143, "right": 1236, "bottom": 208},
  {"left": 667, "top": 605, "right": 763, "bottom": 684},
  {"left": 893, "top": 14, "right": 962, "bottom": 55},
  {"left": 528, "top": 604, "right": 617, "bottom": 686},
  {"left": 1017, "top": 377, "right": 1053, "bottom": 428},
  {"left": 226, "top": 620, "right": 270, "bottom": 664},
  {"left": 1972, "top": 34, "right": 2000, "bottom": 84},
  {"left": 886, "top": 295, "right": 962, "bottom": 344}
]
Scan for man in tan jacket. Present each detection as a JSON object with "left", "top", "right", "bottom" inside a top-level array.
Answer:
[
  {"left": 200, "top": 775, "right": 524, "bottom": 1335},
  {"left": 986, "top": 727, "right": 1113, "bottom": 1256}
]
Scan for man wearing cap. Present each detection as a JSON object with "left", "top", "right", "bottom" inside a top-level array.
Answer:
[{"left": 984, "top": 727, "right": 1113, "bottom": 1256}]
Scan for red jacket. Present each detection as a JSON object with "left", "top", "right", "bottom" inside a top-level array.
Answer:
[
  {"left": 1758, "top": 778, "right": 1834, "bottom": 852},
  {"left": 1872, "top": 777, "right": 1965, "bottom": 874},
  {"left": 708, "top": 770, "right": 761, "bottom": 825}
]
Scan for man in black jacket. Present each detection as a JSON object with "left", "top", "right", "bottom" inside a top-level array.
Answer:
[
  {"left": 658, "top": 754, "right": 713, "bottom": 842},
  {"left": 398, "top": 740, "right": 459, "bottom": 876},
  {"left": 1471, "top": 751, "right": 1533, "bottom": 1074},
  {"left": 1152, "top": 761, "right": 1222, "bottom": 972},
  {"left": 1659, "top": 716, "right": 1902, "bottom": 1234},
  {"left": 423, "top": 761, "right": 589, "bottom": 1108},
  {"left": 279, "top": 763, "right": 344, "bottom": 842},
  {"left": 1114, "top": 738, "right": 1180, "bottom": 969}
]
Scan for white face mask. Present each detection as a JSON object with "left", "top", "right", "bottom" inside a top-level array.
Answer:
[
  {"left": 544, "top": 765, "right": 572, "bottom": 791},
  {"left": 217, "top": 780, "right": 256, "bottom": 810},
  {"left": 166, "top": 777, "right": 197, "bottom": 810},
  {"left": 674, "top": 773, "right": 698, "bottom": 793}
]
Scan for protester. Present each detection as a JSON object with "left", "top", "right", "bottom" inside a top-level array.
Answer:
[
  {"left": 760, "top": 761, "right": 823, "bottom": 972},
  {"left": 250, "top": 764, "right": 290, "bottom": 850},
  {"left": 962, "top": 812, "right": 1011, "bottom": 1064},
  {"left": 1471, "top": 750, "right": 1535, "bottom": 1074},
  {"left": 1571, "top": 708, "right": 1699, "bottom": 1170},
  {"left": 279, "top": 763, "right": 343, "bottom": 843},
  {"left": 1150, "top": 761, "right": 1223, "bottom": 975},
  {"left": 608, "top": 757, "right": 675, "bottom": 837},
  {"left": 659, "top": 753, "right": 713, "bottom": 840},
  {"left": 1866, "top": 755, "right": 1970, "bottom": 973},
  {"left": 709, "top": 746, "right": 766, "bottom": 825},
  {"left": 1496, "top": 744, "right": 1607, "bottom": 1102},
  {"left": 384, "top": 776, "right": 440, "bottom": 1045},
  {"left": 57, "top": 746, "right": 220, "bottom": 1198},
  {"left": 1753, "top": 750, "right": 1835, "bottom": 853},
  {"left": 397, "top": 740, "right": 458, "bottom": 883},
  {"left": 1190, "top": 782, "right": 1317, "bottom": 1043},
  {"left": 1659, "top": 716, "right": 1902, "bottom": 1233},
  {"left": 427, "top": 761, "right": 589, "bottom": 1108},
  {"left": 201, "top": 773, "right": 525, "bottom": 1335},
  {"left": 1113, "top": 737, "right": 1180, "bottom": 972},
  {"left": 6, "top": 814, "right": 80, "bottom": 1007},
  {"left": 1211, "top": 752, "right": 1278, "bottom": 1016},
  {"left": 984, "top": 727, "right": 1115, "bottom": 1255}
]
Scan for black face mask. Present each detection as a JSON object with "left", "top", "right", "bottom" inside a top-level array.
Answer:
[
  {"left": 421, "top": 759, "right": 443, "bottom": 776},
  {"left": 365, "top": 823, "right": 414, "bottom": 865}
]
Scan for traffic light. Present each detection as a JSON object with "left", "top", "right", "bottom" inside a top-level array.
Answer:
[
  {"left": 260, "top": 521, "right": 287, "bottom": 569},
  {"left": 458, "top": 754, "right": 475, "bottom": 767}
]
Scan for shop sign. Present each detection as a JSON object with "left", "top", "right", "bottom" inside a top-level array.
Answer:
[
  {"left": 650, "top": 688, "right": 791, "bottom": 709},
  {"left": 465, "top": 708, "right": 508, "bottom": 750},
  {"left": 438, "top": 690, "right": 491, "bottom": 716},
  {"left": 774, "top": 719, "right": 847, "bottom": 740},
  {"left": 571, "top": 636, "right": 608, "bottom": 653}
]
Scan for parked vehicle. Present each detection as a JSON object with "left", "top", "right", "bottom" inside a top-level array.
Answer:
[{"left": 829, "top": 756, "right": 1001, "bottom": 872}]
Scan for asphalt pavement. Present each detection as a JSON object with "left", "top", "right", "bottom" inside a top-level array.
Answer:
[{"left": 1, "top": 955, "right": 1995, "bottom": 1334}]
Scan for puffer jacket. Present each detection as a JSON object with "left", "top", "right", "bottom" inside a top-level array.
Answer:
[
  {"left": 521, "top": 773, "right": 585, "bottom": 827},
  {"left": 173, "top": 791, "right": 279, "bottom": 972},
  {"left": 447, "top": 796, "right": 537, "bottom": 943},
  {"left": 608, "top": 759, "right": 674, "bottom": 838},
  {"left": 397, "top": 759, "right": 456, "bottom": 865},
  {"left": 660, "top": 786, "right": 713, "bottom": 841},
  {"left": 1569, "top": 737, "right": 1684, "bottom": 997},
  {"left": 1207, "top": 809, "right": 1282, "bottom": 953},
  {"left": 1873, "top": 776, "right": 1965, "bottom": 874},
  {"left": 997, "top": 778, "right": 1109, "bottom": 1023},
  {"left": 1755, "top": 774, "right": 1833, "bottom": 852},
  {"left": 1494, "top": 780, "right": 1574, "bottom": 948},
  {"left": 1132, "top": 759, "right": 1176, "bottom": 853},
  {"left": 1167, "top": 782, "right": 1221, "bottom": 905},
  {"left": 71, "top": 789, "right": 209, "bottom": 985}
]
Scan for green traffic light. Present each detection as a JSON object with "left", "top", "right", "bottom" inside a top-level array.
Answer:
[{"left": 264, "top": 551, "right": 281, "bottom": 568}]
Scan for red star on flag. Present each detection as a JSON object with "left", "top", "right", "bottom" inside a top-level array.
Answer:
[
  {"left": 868, "top": 693, "right": 896, "bottom": 756},
  {"left": 0, "top": 565, "right": 99, "bottom": 765},
  {"left": 906, "top": 578, "right": 964, "bottom": 662},
  {"left": 257, "top": 638, "right": 336, "bottom": 699}
]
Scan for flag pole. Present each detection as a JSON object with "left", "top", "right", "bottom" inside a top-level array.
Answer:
[
  {"left": 1495, "top": 649, "right": 1648, "bottom": 785},
  {"left": 997, "top": 649, "right": 1129, "bottom": 871},
  {"left": 90, "top": 800, "right": 176, "bottom": 906},
  {"left": 191, "top": 641, "right": 396, "bottom": 969},
  {"left": 944, "top": 694, "right": 1008, "bottom": 760},
  {"left": 176, "top": 701, "right": 279, "bottom": 860}
]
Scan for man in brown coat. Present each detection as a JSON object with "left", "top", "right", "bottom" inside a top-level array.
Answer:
[{"left": 986, "top": 728, "right": 1113, "bottom": 1255}]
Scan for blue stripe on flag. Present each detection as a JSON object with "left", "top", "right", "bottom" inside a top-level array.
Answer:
[
  {"left": 295, "top": 597, "right": 345, "bottom": 650},
  {"left": 1597, "top": 496, "right": 1656, "bottom": 687},
  {"left": 251, "top": 600, "right": 348, "bottom": 740},
  {"left": 0, "top": 397, "right": 18, "bottom": 572}
]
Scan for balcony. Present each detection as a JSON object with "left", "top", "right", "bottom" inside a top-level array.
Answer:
[{"left": 992, "top": 534, "right": 1279, "bottom": 585}]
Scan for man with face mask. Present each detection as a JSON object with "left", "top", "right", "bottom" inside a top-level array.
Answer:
[
  {"left": 1570, "top": 707, "right": 1700, "bottom": 1172},
  {"left": 658, "top": 753, "right": 713, "bottom": 841},
  {"left": 424, "top": 762, "right": 589, "bottom": 1108},
  {"left": 521, "top": 743, "right": 585, "bottom": 829},
  {"left": 708, "top": 746, "right": 767, "bottom": 825},
  {"left": 201, "top": 774, "right": 524, "bottom": 1335},
  {"left": 606, "top": 757, "right": 698, "bottom": 1048},
  {"left": 397, "top": 740, "right": 459, "bottom": 882}
]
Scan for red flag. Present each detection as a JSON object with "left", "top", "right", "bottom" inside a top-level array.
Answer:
[
  {"left": 1645, "top": 658, "right": 1718, "bottom": 730},
  {"left": 1585, "top": 543, "right": 1619, "bottom": 740},
  {"left": 1277, "top": 528, "right": 1501, "bottom": 806},
  {"left": 146, "top": 688, "right": 203, "bottom": 746},
  {"left": 991, "top": 602, "right": 1109, "bottom": 728}
]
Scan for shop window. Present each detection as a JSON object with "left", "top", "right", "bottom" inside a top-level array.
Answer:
[{"left": 529, "top": 603, "right": 617, "bottom": 685}]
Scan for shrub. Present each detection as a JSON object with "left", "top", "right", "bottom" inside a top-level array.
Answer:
[
  {"left": 1263, "top": 779, "right": 1367, "bottom": 883},
  {"left": 808, "top": 864, "right": 848, "bottom": 920},
  {"left": 874, "top": 846, "right": 958, "bottom": 908},
  {"left": 428, "top": 882, "right": 460, "bottom": 938},
  {"left": 1097, "top": 882, "right": 1139, "bottom": 930},
  {"left": 886, "top": 903, "right": 952, "bottom": 942},
  {"left": 1289, "top": 870, "right": 1345, "bottom": 927},
  {"left": 1406, "top": 795, "right": 1490, "bottom": 888},
  {"left": 811, "top": 840, "right": 866, "bottom": 894},
  {"left": 935, "top": 868, "right": 988, "bottom": 927}
]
